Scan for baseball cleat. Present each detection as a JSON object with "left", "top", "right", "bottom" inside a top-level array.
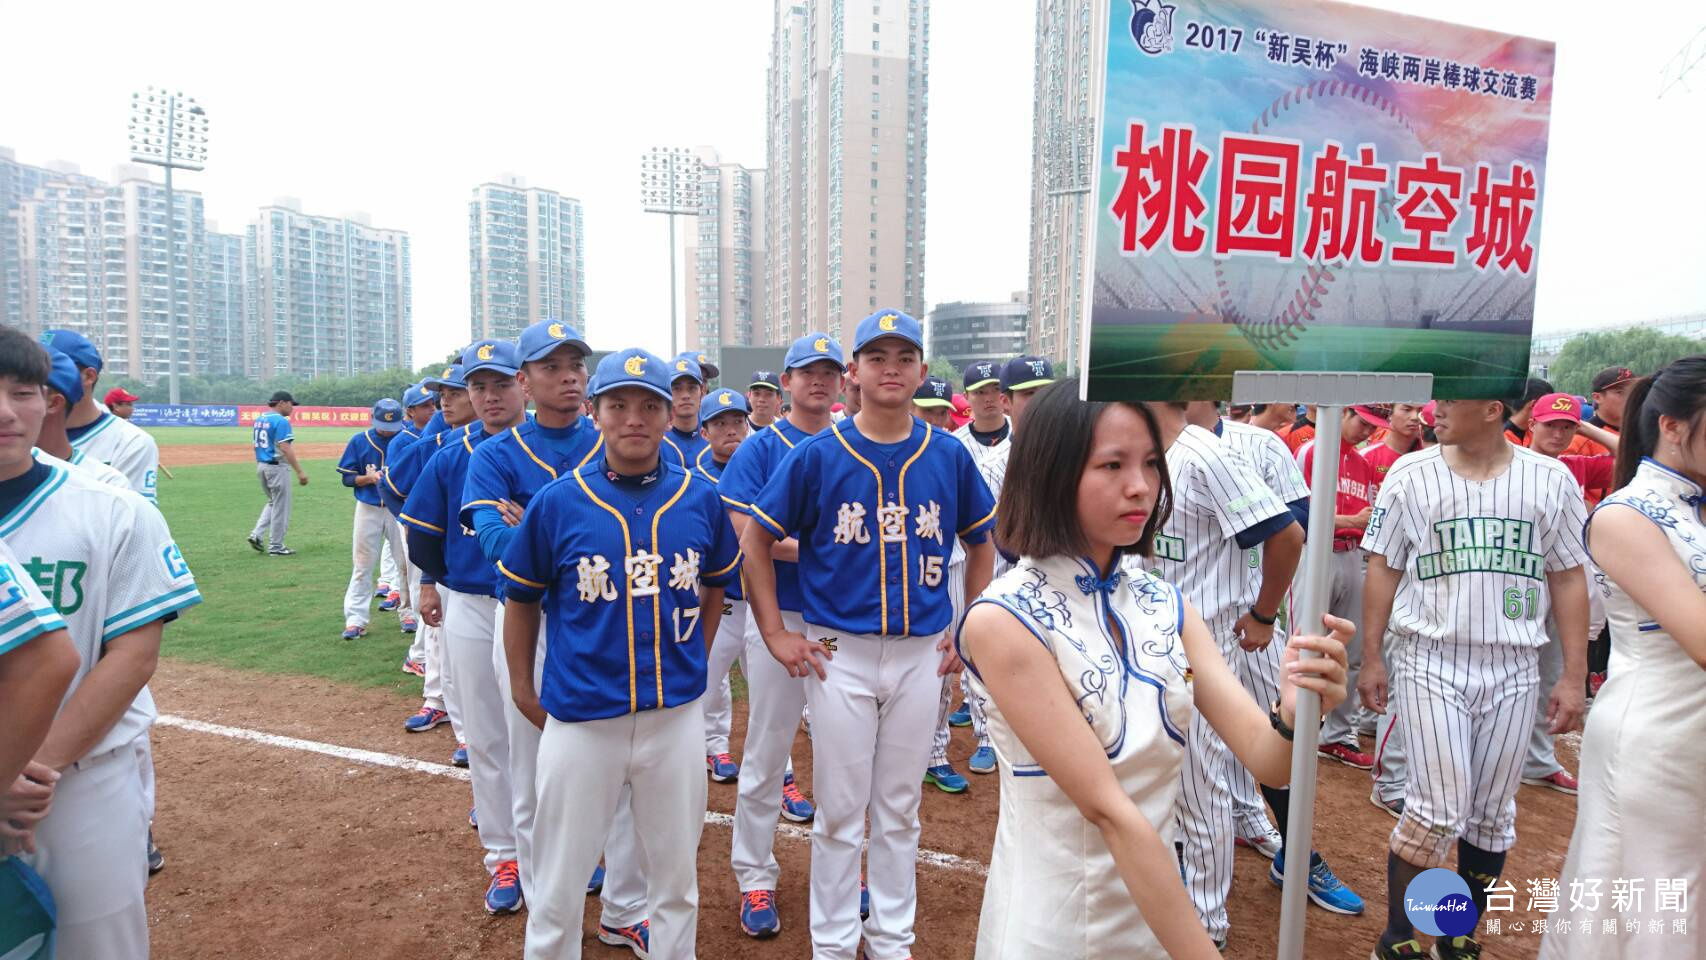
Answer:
[
  {"left": 924, "top": 764, "right": 969, "bottom": 794},
  {"left": 587, "top": 863, "right": 604, "bottom": 895},
  {"left": 451, "top": 743, "right": 469, "bottom": 767},
  {"left": 400, "top": 617, "right": 418, "bottom": 635},
  {"left": 968, "top": 745, "right": 997, "bottom": 774},
  {"left": 484, "top": 859, "right": 522, "bottom": 914},
  {"left": 1318, "top": 742, "right": 1374, "bottom": 770},
  {"left": 468, "top": 806, "right": 478, "bottom": 829},
  {"left": 781, "top": 772, "right": 814, "bottom": 822},
  {"left": 707, "top": 752, "right": 739, "bottom": 782},
  {"left": 1586, "top": 671, "right": 1606, "bottom": 701},
  {"left": 247, "top": 535, "right": 263, "bottom": 552},
  {"left": 1371, "top": 940, "right": 1427, "bottom": 960},
  {"left": 147, "top": 830, "right": 164, "bottom": 875},
  {"left": 268, "top": 547, "right": 296, "bottom": 556},
  {"left": 1369, "top": 787, "right": 1404, "bottom": 819},
  {"left": 1235, "top": 825, "right": 1283, "bottom": 861},
  {"left": 404, "top": 706, "right": 447, "bottom": 732},
  {"left": 740, "top": 889, "right": 782, "bottom": 938},
  {"left": 374, "top": 583, "right": 391, "bottom": 598},
  {"left": 948, "top": 703, "right": 973, "bottom": 727},
  {"left": 1521, "top": 770, "right": 1579, "bottom": 794},
  {"left": 596, "top": 919, "right": 651, "bottom": 958},
  {"left": 1269, "top": 849, "right": 1365, "bottom": 915},
  {"left": 341, "top": 624, "right": 366, "bottom": 641},
  {"left": 378, "top": 590, "right": 402, "bottom": 612},
  {"left": 860, "top": 879, "right": 870, "bottom": 920},
  {"left": 1430, "top": 935, "right": 1483, "bottom": 959},
  {"left": 401, "top": 657, "right": 425, "bottom": 676}
]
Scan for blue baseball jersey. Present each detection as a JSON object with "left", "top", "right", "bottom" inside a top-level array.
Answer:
[
  {"left": 662, "top": 427, "right": 708, "bottom": 471},
  {"left": 719, "top": 420, "right": 817, "bottom": 612},
  {"left": 752, "top": 419, "right": 996, "bottom": 637},
  {"left": 336, "top": 430, "right": 395, "bottom": 507},
  {"left": 400, "top": 425, "right": 500, "bottom": 598},
  {"left": 693, "top": 452, "right": 744, "bottom": 601},
  {"left": 383, "top": 421, "right": 455, "bottom": 517},
  {"left": 460, "top": 415, "right": 604, "bottom": 565},
  {"left": 500, "top": 459, "right": 741, "bottom": 722},
  {"left": 252, "top": 412, "right": 293, "bottom": 463}
]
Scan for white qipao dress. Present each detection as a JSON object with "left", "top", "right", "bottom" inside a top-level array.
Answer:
[
  {"left": 1541, "top": 459, "right": 1706, "bottom": 960},
  {"left": 962, "top": 555, "right": 1194, "bottom": 959}
]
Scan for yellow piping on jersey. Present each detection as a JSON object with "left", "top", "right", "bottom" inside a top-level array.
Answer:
[
  {"left": 574, "top": 473, "right": 640, "bottom": 713},
  {"left": 400, "top": 513, "right": 444, "bottom": 534},
  {"left": 706, "top": 547, "right": 742, "bottom": 579},
  {"left": 895, "top": 425, "right": 931, "bottom": 636},
  {"left": 768, "top": 422, "right": 796, "bottom": 449},
  {"left": 649, "top": 471, "right": 692, "bottom": 707},
  {"left": 498, "top": 561, "right": 546, "bottom": 590},
  {"left": 662, "top": 434, "right": 684, "bottom": 465},
  {"left": 749, "top": 504, "right": 786, "bottom": 539},
  {"left": 959, "top": 504, "right": 997, "bottom": 537},
  {"left": 512, "top": 426, "right": 557, "bottom": 479},
  {"left": 832, "top": 422, "right": 892, "bottom": 635}
]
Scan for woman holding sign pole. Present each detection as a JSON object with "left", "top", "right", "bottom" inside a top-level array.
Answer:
[{"left": 956, "top": 381, "right": 1351, "bottom": 959}]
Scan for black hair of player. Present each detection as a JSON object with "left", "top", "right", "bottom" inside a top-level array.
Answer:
[
  {"left": 1520, "top": 377, "right": 1554, "bottom": 408},
  {"left": 0, "top": 326, "right": 52, "bottom": 385},
  {"left": 995, "top": 378, "right": 1173, "bottom": 562},
  {"left": 851, "top": 341, "right": 922, "bottom": 362},
  {"left": 1613, "top": 355, "right": 1706, "bottom": 491}
]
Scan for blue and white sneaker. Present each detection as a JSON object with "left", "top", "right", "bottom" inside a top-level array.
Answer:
[
  {"left": 378, "top": 591, "right": 402, "bottom": 612},
  {"left": 968, "top": 745, "right": 997, "bottom": 774},
  {"left": 597, "top": 919, "right": 650, "bottom": 958},
  {"left": 404, "top": 706, "right": 447, "bottom": 732},
  {"left": 587, "top": 863, "right": 604, "bottom": 895},
  {"left": 948, "top": 703, "right": 973, "bottom": 727},
  {"left": 468, "top": 806, "right": 477, "bottom": 829},
  {"left": 781, "top": 772, "right": 814, "bottom": 823},
  {"left": 707, "top": 752, "right": 739, "bottom": 783},
  {"left": 740, "top": 889, "right": 781, "bottom": 938},
  {"left": 484, "top": 859, "right": 522, "bottom": 914},
  {"left": 374, "top": 583, "right": 391, "bottom": 598},
  {"left": 1268, "top": 849, "right": 1365, "bottom": 915},
  {"left": 924, "top": 764, "right": 969, "bottom": 794},
  {"left": 341, "top": 624, "right": 366, "bottom": 641},
  {"left": 451, "top": 743, "right": 469, "bottom": 767}
]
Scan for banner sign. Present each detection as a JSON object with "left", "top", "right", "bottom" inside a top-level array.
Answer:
[
  {"left": 1084, "top": 0, "right": 1555, "bottom": 400},
  {"left": 131, "top": 404, "right": 240, "bottom": 427},
  {"left": 236, "top": 405, "right": 371, "bottom": 427}
]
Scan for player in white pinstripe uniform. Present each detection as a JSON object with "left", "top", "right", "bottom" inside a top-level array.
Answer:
[
  {"left": 1128, "top": 404, "right": 1360, "bottom": 948},
  {"left": 1359, "top": 399, "right": 1590, "bottom": 960}
]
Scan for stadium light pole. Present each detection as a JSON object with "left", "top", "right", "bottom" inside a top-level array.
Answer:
[
  {"left": 640, "top": 147, "right": 703, "bottom": 359},
  {"left": 128, "top": 87, "right": 209, "bottom": 405}
]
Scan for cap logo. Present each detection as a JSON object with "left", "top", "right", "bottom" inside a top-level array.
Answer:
[
  {"left": 1029, "top": 360, "right": 1046, "bottom": 376},
  {"left": 1551, "top": 396, "right": 1575, "bottom": 411},
  {"left": 624, "top": 355, "right": 647, "bottom": 376},
  {"left": 476, "top": 344, "right": 494, "bottom": 361},
  {"left": 813, "top": 337, "right": 830, "bottom": 353},
  {"left": 698, "top": 353, "right": 709, "bottom": 364},
  {"left": 878, "top": 315, "right": 898, "bottom": 332},
  {"left": 441, "top": 368, "right": 452, "bottom": 378},
  {"left": 547, "top": 322, "right": 565, "bottom": 339},
  {"left": 719, "top": 392, "right": 733, "bottom": 406},
  {"left": 676, "top": 360, "right": 689, "bottom": 372}
]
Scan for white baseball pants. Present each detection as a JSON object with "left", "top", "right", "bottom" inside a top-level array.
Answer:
[
  {"left": 1227, "top": 622, "right": 1287, "bottom": 841},
  {"left": 1176, "top": 614, "right": 1239, "bottom": 941},
  {"left": 731, "top": 610, "right": 807, "bottom": 892},
  {"left": 24, "top": 740, "right": 148, "bottom": 960},
  {"left": 702, "top": 598, "right": 751, "bottom": 755},
  {"left": 420, "top": 582, "right": 465, "bottom": 743},
  {"left": 441, "top": 589, "right": 516, "bottom": 873},
  {"left": 929, "top": 559, "right": 987, "bottom": 768},
  {"left": 491, "top": 602, "right": 646, "bottom": 923},
  {"left": 1318, "top": 549, "right": 1367, "bottom": 749},
  {"left": 342, "top": 501, "right": 412, "bottom": 629},
  {"left": 398, "top": 539, "right": 425, "bottom": 663},
  {"left": 803, "top": 628, "right": 941, "bottom": 960},
  {"left": 527, "top": 704, "right": 706, "bottom": 960}
]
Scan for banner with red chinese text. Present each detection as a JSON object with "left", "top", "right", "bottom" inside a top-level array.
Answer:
[
  {"left": 1083, "top": 0, "right": 1554, "bottom": 400},
  {"left": 236, "top": 405, "right": 373, "bottom": 428}
]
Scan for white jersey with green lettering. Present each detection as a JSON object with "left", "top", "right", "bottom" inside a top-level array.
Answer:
[
  {"left": 67, "top": 410, "right": 159, "bottom": 503},
  {"left": 0, "top": 538, "right": 67, "bottom": 656}
]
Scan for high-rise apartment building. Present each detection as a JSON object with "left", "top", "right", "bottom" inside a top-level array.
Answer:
[
  {"left": 204, "top": 230, "right": 246, "bottom": 376},
  {"left": 765, "top": 0, "right": 929, "bottom": 345},
  {"left": 469, "top": 176, "right": 586, "bottom": 342},
  {"left": 1027, "top": 0, "right": 1097, "bottom": 368},
  {"left": 248, "top": 201, "right": 411, "bottom": 379},
  {"left": 685, "top": 147, "right": 767, "bottom": 359}
]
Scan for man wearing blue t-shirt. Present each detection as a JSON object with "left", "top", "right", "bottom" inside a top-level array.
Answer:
[{"left": 248, "top": 391, "right": 308, "bottom": 555}]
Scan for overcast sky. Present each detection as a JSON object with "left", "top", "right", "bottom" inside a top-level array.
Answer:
[{"left": 1, "top": 0, "right": 1700, "bottom": 368}]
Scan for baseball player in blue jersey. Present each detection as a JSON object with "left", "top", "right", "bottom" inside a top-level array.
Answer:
[
  {"left": 718, "top": 333, "right": 841, "bottom": 939},
  {"left": 695, "top": 387, "right": 752, "bottom": 778},
  {"left": 744, "top": 310, "right": 997, "bottom": 960},
  {"left": 402, "top": 340, "right": 529, "bottom": 915},
  {"left": 336, "top": 398, "right": 413, "bottom": 640},
  {"left": 248, "top": 391, "right": 308, "bottom": 555},
  {"left": 501, "top": 347, "right": 740, "bottom": 960},
  {"left": 747, "top": 369, "right": 782, "bottom": 428},
  {"left": 389, "top": 381, "right": 439, "bottom": 672},
  {"left": 1359, "top": 399, "right": 1590, "bottom": 960},
  {"left": 459, "top": 320, "right": 646, "bottom": 921},
  {"left": 662, "top": 355, "right": 710, "bottom": 469}
]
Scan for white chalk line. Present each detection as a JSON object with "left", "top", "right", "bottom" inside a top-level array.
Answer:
[{"left": 156, "top": 714, "right": 989, "bottom": 878}]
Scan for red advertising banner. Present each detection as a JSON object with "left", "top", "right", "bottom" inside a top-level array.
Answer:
[{"left": 236, "top": 405, "right": 372, "bottom": 427}]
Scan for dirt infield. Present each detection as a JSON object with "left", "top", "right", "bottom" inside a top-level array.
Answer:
[
  {"left": 147, "top": 659, "right": 1577, "bottom": 959},
  {"left": 164, "top": 443, "right": 347, "bottom": 467}
]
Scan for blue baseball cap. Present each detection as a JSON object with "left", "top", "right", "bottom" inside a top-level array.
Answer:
[
  {"left": 679, "top": 351, "right": 721, "bottom": 381},
  {"left": 591, "top": 348, "right": 672, "bottom": 401},
  {"left": 667, "top": 355, "right": 705, "bottom": 386},
  {"left": 699, "top": 388, "right": 750, "bottom": 425},
  {"left": 402, "top": 383, "right": 435, "bottom": 409},
  {"left": 962, "top": 360, "right": 1001, "bottom": 392},
  {"left": 1001, "top": 355, "right": 1055, "bottom": 392},
  {"left": 425, "top": 364, "right": 466, "bottom": 390},
  {"left": 44, "top": 347, "right": 84, "bottom": 405},
  {"left": 40, "top": 329, "right": 102, "bottom": 372},
  {"left": 852, "top": 309, "right": 924, "bottom": 354},
  {"left": 749, "top": 370, "right": 781, "bottom": 392},
  {"left": 371, "top": 398, "right": 406, "bottom": 434},
  {"left": 912, "top": 376, "right": 953, "bottom": 409},
  {"left": 783, "top": 333, "right": 846, "bottom": 371},
  {"left": 461, "top": 339, "right": 520, "bottom": 378},
  {"left": 519, "top": 319, "right": 591, "bottom": 364}
]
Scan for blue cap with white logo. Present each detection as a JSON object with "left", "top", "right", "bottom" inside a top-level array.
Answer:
[
  {"left": 461, "top": 340, "right": 520, "bottom": 378},
  {"left": 591, "top": 348, "right": 672, "bottom": 401},
  {"left": 667, "top": 355, "right": 705, "bottom": 386},
  {"left": 44, "top": 347, "right": 84, "bottom": 405},
  {"left": 371, "top": 398, "right": 406, "bottom": 434},
  {"left": 402, "top": 383, "right": 435, "bottom": 409},
  {"left": 699, "top": 388, "right": 750, "bottom": 425},
  {"left": 519, "top": 319, "right": 591, "bottom": 364},
  {"left": 912, "top": 376, "right": 953, "bottom": 409},
  {"left": 852, "top": 309, "right": 924, "bottom": 353},
  {"left": 962, "top": 359, "right": 1001, "bottom": 392},
  {"left": 40, "top": 329, "right": 102, "bottom": 372},
  {"left": 783, "top": 333, "right": 846, "bottom": 371},
  {"left": 1000, "top": 355, "right": 1055, "bottom": 392}
]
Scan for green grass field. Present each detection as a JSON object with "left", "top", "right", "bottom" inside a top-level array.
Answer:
[{"left": 147, "top": 425, "right": 356, "bottom": 446}]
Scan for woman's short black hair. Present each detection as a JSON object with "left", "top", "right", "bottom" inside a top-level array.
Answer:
[
  {"left": 0, "top": 326, "right": 51, "bottom": 386},
  {"left": 995, "top": 378, "right": 1173, "bottom": 561}
]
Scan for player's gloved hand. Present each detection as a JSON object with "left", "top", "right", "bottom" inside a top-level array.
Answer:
[
  {"left": 498, "top": 499, "right": 525, "bottom": 527},
  {"left": 418, "top": 584, "right": 444, "bottom": 627},
  {"left": 1279, "top": 613, "right": 1354, "bottom": 724},
  {"left": 1233, "top": 611, "right": 1276, "bottom": 652},
  {"left": 936, "top": 630, "right": 964, "bottom": 677},
  {"left": 763, "top": 627, "right": 832, "bottom": 681},
  {"left": 1357, "top": 657, "right": 1389, "bottom": 715},
  {"left": 1546, "top": 676, "right": 1586, "bottom": 735}
]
